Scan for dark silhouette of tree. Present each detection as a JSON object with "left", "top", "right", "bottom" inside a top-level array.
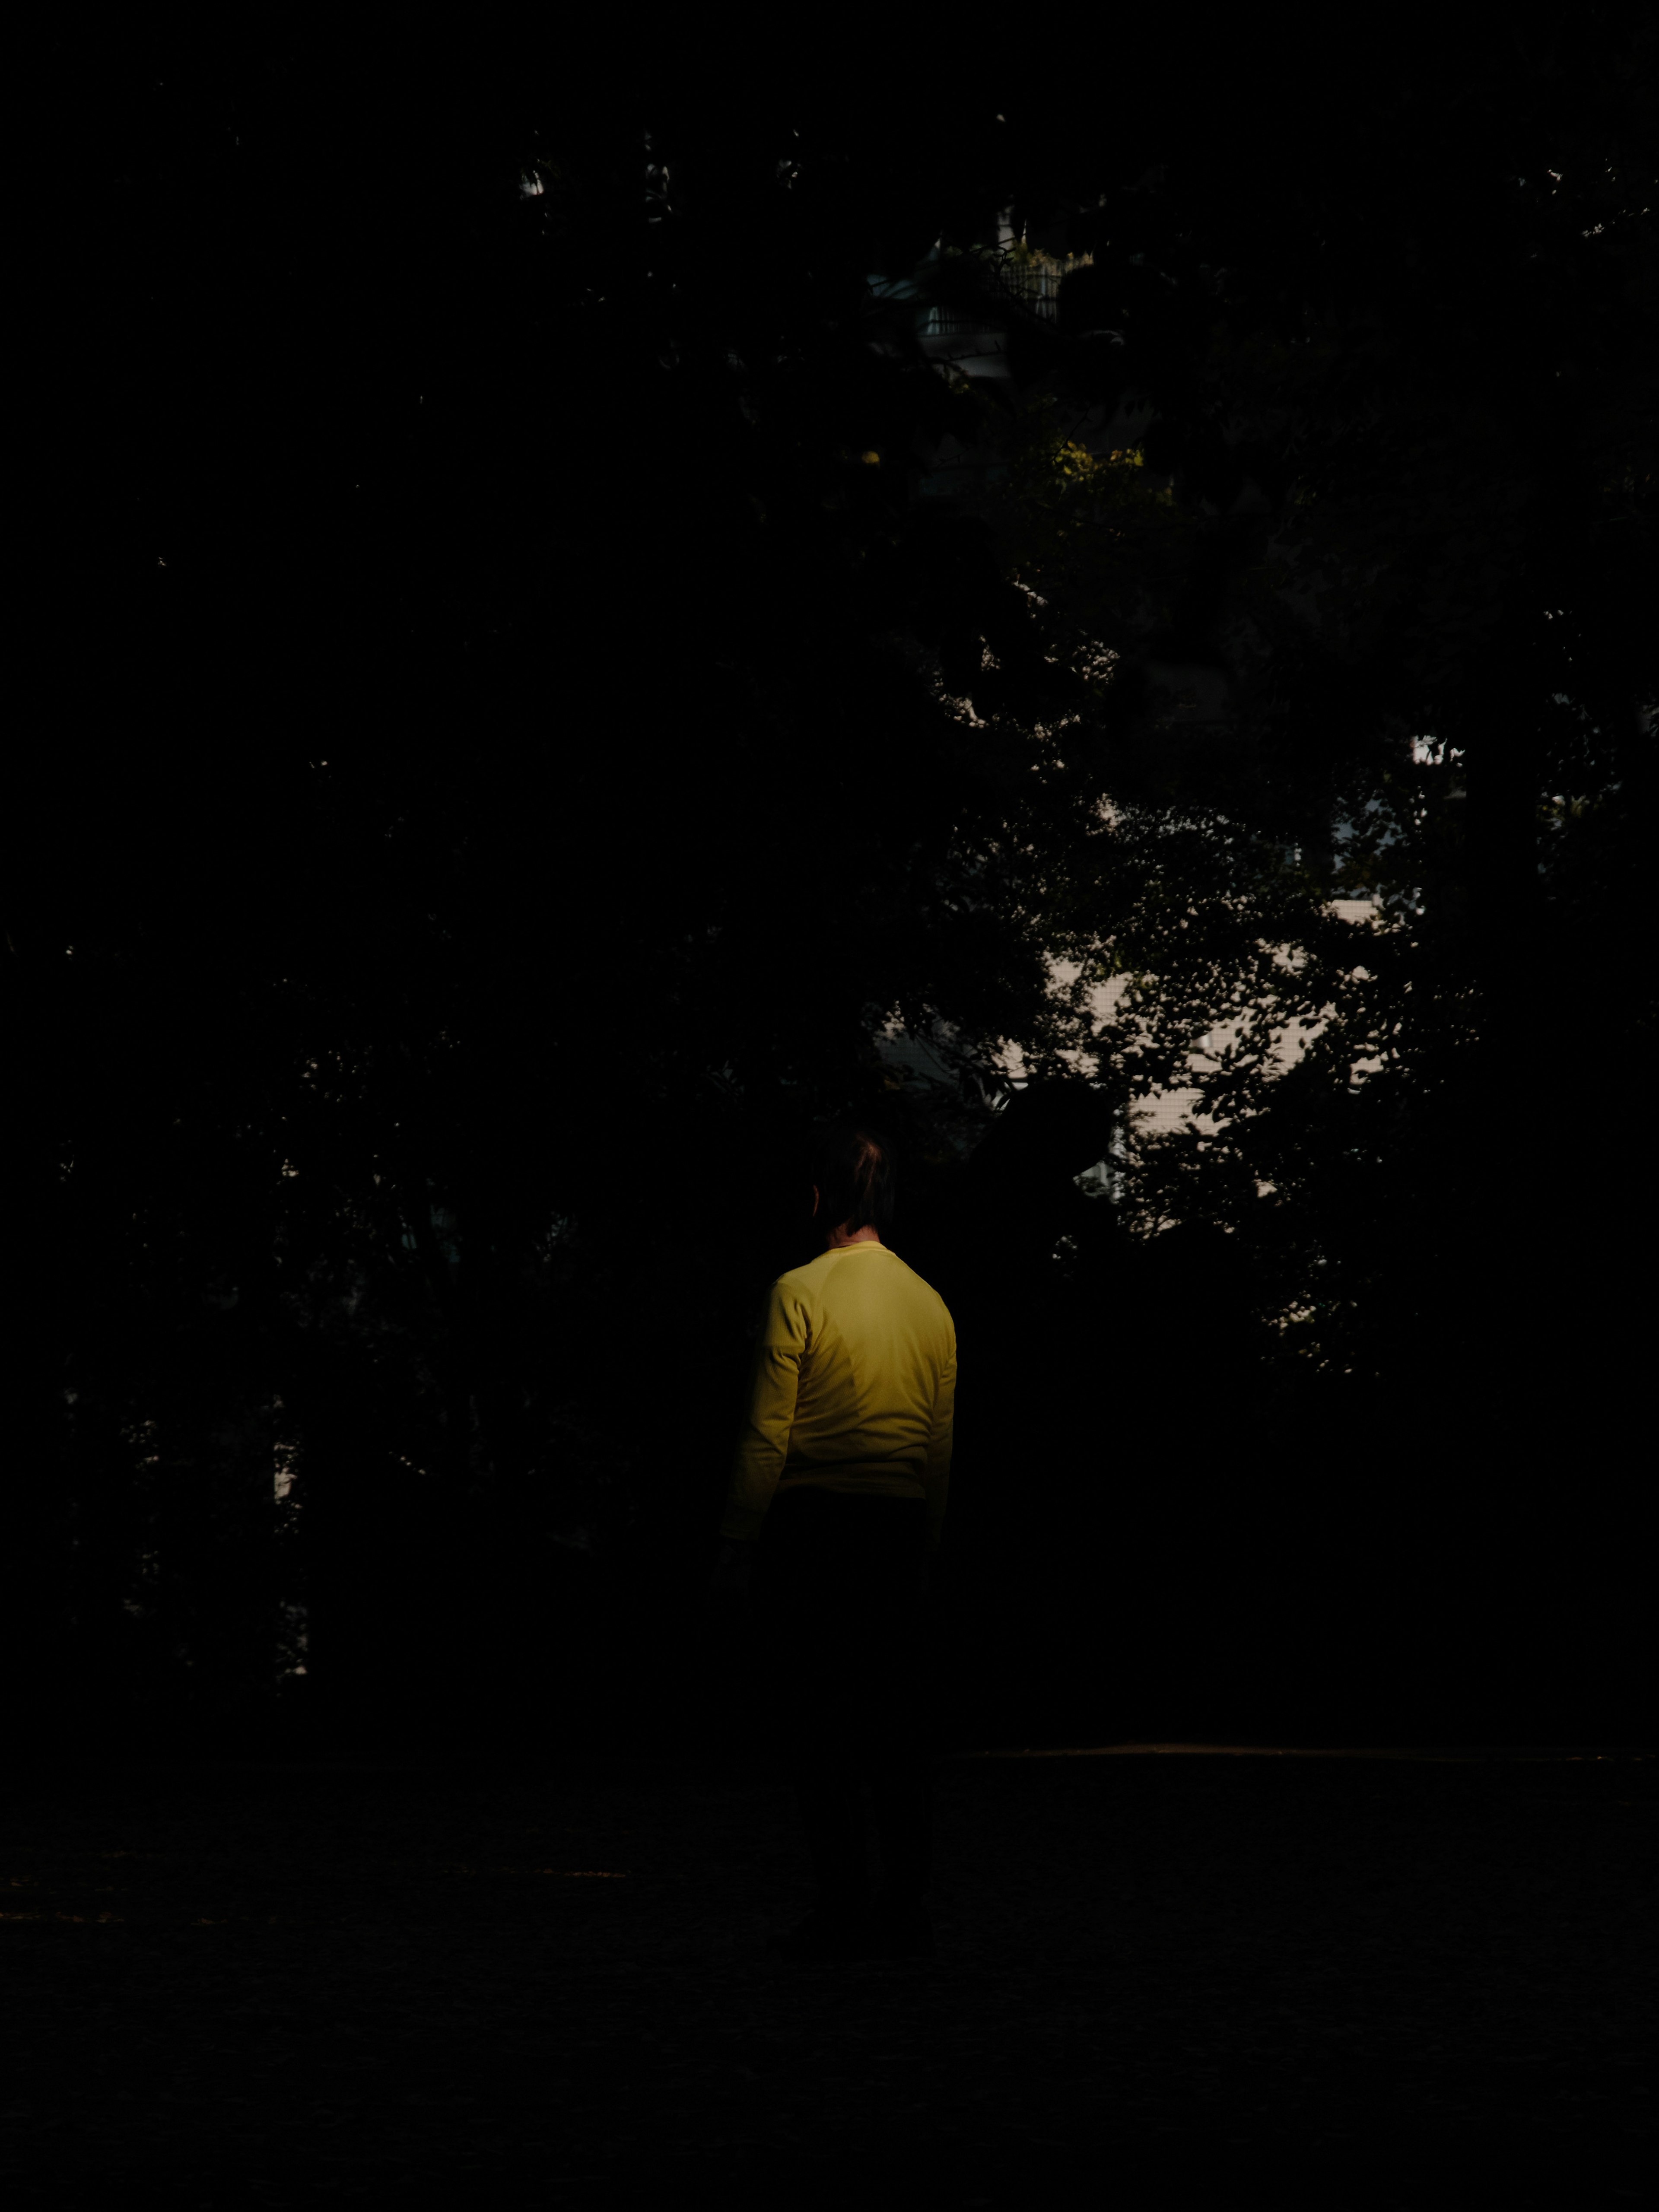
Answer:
[
  {"left": 900, "top": 29, "right": 1655, "bottom": 1740},
  {"left": 14, "top": 32, "right": 1652, "bottom": 1749}
]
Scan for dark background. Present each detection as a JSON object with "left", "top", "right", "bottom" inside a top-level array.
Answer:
[{"left": 12, "top": 28, "right": 1654, "bottom": 1764}]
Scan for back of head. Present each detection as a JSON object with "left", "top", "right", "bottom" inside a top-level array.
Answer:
[{"left": 809, "top": 1122, "right": 897, "bottom": 1240}]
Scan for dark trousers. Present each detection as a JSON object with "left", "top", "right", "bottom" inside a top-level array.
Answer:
[{"left": 751, "top": 1487, "right": 931, "bottom": 1916}]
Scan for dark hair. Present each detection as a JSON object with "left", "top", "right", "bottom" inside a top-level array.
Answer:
[{"left": 809, "top": 1122, "right": 897, "bottom": 1240}]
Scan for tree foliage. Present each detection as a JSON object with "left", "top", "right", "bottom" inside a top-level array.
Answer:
[
  {"left": 14, "top": 30, "right": 1654, "bottom": 1746},
  {"left": 908, "top": 34, "right": 1656, "bottom": 1430}
]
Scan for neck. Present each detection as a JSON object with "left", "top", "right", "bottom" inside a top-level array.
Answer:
[{"left": 826, "top": 1224, "right": 881, "bottom": 1250}]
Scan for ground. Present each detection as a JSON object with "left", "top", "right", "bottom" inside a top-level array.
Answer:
[{"left": 1, "top": 1742, "right": 1650, "bottom": 2207}]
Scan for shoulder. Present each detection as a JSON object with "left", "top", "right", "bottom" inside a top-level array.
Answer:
[
  {"left": 884, "top": 1250, "right": 955, "bottom": 1325},
  {"left": 772, "top": 1251, "right": 836, "bottom": 1302}
]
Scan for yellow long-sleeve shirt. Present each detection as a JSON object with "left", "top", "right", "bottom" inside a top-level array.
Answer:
[{"left": 721, "top": 1240, "right": 957, "bottom": 1552}]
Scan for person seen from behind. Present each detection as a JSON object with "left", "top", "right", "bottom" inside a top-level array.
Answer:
[{"left": 708, "top": 1122, "right": 956, "bottom": 1962}]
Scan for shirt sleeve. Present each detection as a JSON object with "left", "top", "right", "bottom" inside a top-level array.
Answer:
[
  {"left": 922, "top": 1318, "right": 956, "bottom": 1555},
  {"left": 719, "top": 1279, "right": 807, "bottom": 1540}
]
